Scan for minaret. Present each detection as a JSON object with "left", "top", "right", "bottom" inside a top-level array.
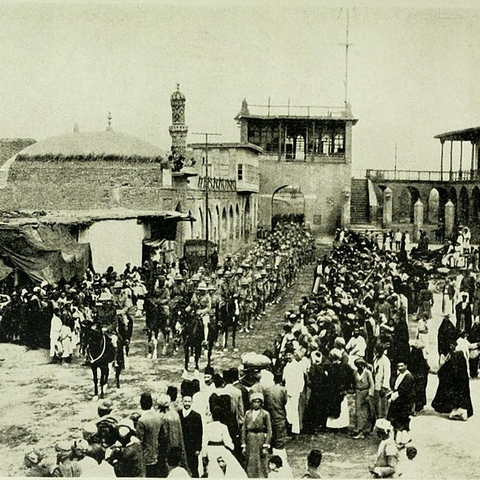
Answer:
[{"left": 169, "top": 84, "right": 188, "bottom": 157}]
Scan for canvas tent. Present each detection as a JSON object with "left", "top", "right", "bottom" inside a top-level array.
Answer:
[{"left": 0, "top": 224, "right": 91, "bottom": 284}]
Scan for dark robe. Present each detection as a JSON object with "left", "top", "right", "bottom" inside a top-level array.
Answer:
[
  {"left": 302, "top": 358, "right": 331, "bottom": 433},
  {"left": 432, "top": 351, "right": 474, "bottom": 418},
  {"left": 326, "top": 362, "right": 354, "bottom": 419},
  {"left": 437, "top": 317, "right": 459, "bottom": 357},
  {"left": 455, "top": 301, "right": 472, "bottom": 335},
  {"left": 179, "top": 409, "right": 203, "bottom": 478},
  {"left": 408, "top": 346, "right": 430, "bottom": 412},
  {"left": 388, "top": 311, "right": 410, "bottom": 370},
  {"left": 387, "top": 370, "right": 415, "bottom": 431}
]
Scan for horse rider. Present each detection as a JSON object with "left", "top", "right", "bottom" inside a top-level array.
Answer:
[
  {"left": 196, "top": 281, "right": 212, "bottom": 345},
  {"left": 112, "top": 281, "right": 136, "bottom": 347}
]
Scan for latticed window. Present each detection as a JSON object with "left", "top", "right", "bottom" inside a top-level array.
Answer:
[
  {"left": 334, "top": 133, "right": 345, "bottom": 153},
  {"left": 321, "top": 134, "right": 332, "bottom": 154},
  {"left": 237, "top": 164, "right": 243, "bottom": 181}
]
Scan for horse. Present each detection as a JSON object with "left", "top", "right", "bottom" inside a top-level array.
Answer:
[
  {"left": 85, "top": 327, "right": 121, "bottom": 398},
  {"left": 218, "top": 296, "right": 239, "bottom": 351},
  {"left": 144, "top": 296, "right": 170, "bottom": 360},
  {"left": 117, "top": 313, "right": 133, "bottom": 368},
  {"left": 180, "top": 309, "right": 204, "bottom": 372}
]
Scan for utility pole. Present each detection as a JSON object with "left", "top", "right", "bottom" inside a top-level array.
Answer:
[
  {"left": 340, "top": 9, "right": 352, "bottom": 107},
  {"left": 192, "top": 132, "right": 221, "bottom": 264}
]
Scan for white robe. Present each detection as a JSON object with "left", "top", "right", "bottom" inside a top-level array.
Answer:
[{"left": 49, "top": 314, "right": 63, "bottom": 357}]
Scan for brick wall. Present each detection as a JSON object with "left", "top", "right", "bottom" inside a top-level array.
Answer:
[{"left": 0, "top": 160, "right": 165, "bottom": 210}]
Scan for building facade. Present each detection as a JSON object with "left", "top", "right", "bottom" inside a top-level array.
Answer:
[
  {"left": 235, "top": 99, "right": 357, "bottom": 233},
  {"left": 0, "top": 87, "right": 259, "bottom": 279}
]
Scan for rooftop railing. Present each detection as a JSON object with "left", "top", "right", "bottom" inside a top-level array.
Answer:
[
  {"left": 247, "top": 104, "right": 348, "bottom": 118},
  {"left": 365, "top": 169, "right": 480, "bottom": 182}
]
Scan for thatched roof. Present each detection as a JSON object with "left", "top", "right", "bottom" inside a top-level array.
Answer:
[{"left": 16, "top": 131, "right": 166, "bottom": 163}]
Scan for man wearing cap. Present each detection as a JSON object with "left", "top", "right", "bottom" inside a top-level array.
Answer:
[
  {"left": 137, "top": 392, "right": 162, "bottom": 477},
  {"left": 52, "top": 441, "right": 82, "bottom": 477},
  {"left": 242, "top": 392, "right": 272, "bottom": 478},
  {"left": 353, "top": 358, "right": 375, "bottom": 439},
  {"left": 368, "top": 419, "right": 398, "bottom": 478},
  {"left": 196, "top": 281, "right": 212, "bottom": 345}
]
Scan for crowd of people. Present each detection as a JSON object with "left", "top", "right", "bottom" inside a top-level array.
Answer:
[{"left": 8, "top": 221, "right": 480, "bottom": 478}]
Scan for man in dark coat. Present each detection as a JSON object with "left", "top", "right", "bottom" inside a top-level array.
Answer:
[
  {"left": 387, "top": 360, "right": 415, "bottom": 446},
  {"left": 460, "top": 270, "right": 475, "bottom": 305},
  {"left": 302, "top": 350, "right": 331, "bottom": 434},
  {"left": 179, "top": 394, "right": 203, "bottom": 478},
  {"left": 263, "top": 370, "right": 288, "bottom": 450},
  {"left": 136, "top": 392, "right": 162, "bottom": 477},
  {"left": 157, "top": 393, "right": 188, "bottom": 477},
  {"left": 455, "top": 293, "right": 473, "bottom": 335}
]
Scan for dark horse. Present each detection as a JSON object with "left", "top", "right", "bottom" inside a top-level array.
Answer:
[
  {"left": 85, "top": 327, "right": 122, "bottom": 398},
  {"left": 181, "top": 309, "right": 204, "bottom": 372},
  {"left": 144, "top": 296, "right": 170, "bottom": 359},
  {"left": 218, "top": 296, "right": 239, "bottom": 351}
]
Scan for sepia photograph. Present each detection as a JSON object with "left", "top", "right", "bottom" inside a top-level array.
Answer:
[{"left": 1, "top": 0, "right": 480, "bottom": 477}]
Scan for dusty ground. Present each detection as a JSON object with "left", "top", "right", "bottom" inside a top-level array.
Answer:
[{"left": 2, "top": 240, "right": 480, "bottom": 478}]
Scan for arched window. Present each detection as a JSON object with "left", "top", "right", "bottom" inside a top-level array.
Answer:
[
  {"left": 296, "top": 135, "right": 305, "bottom": 160},
  {"left": 321, "top": 134, "right": 332, "bottom": 154},
  {"left": 334, "top": 133, "right": 344, "bottom": 153}
]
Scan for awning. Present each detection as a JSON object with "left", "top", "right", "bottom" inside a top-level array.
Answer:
[
  {"left": 143, "top": 239, "right": 177, "bottom": 252},
  {"left": 0, "top": 258, "right": 13, "bottom": 281},
  {"left": 0, "top": 224, "right": 91, "bottom": 284}
]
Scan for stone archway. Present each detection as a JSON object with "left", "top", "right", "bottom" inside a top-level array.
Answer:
[
  {"left": 459, "top": 187, "right": 469, "bottom": 226},
  {"left": 216, "top": 205, "right": 221, "bottom": 245},
  {"left": 427, "top": 188, "right": 440, "bottom": 224},
  {"left": 449, "top": 187, "right": 458, "bottom": 226},
  {"left": 271, "top": 184, "right": 305, "bottom": 227},
  {"left": 228, "top": 205, "right": 234, "bottom": 242},
  {"left": 245, "top": 197, "right": 251, "bottom": 240},
  {"left": 396, "top": 187, "right": 413, "bottom": 223},
  {"left": 472, "top": 187, "right": 480, "bottom": 223},
  {"left": 198, "top": 207, "right": 204, "bottom": 239},
  {"left": 221, "top": 207, "right": 228, "bottom": 245},
  {"left": 235, "top": 204, "right": 240, "bottom": 239}
]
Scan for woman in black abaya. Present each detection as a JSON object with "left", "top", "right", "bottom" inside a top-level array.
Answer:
[{"left": 432, "top": 342, "right": 473, "bottom": 420}]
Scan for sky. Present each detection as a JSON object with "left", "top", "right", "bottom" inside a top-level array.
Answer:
[{"left": 1, "top": 1, "right": 480, "bottom": 172}]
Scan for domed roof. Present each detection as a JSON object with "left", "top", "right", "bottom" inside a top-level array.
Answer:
[
  {"left": 16, "top": 131, "right": 166, "bottom": 163},
  {"left": 171, "top": 84, "right": 186, "bottom": 102}
]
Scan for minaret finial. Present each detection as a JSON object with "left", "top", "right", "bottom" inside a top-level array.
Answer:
[{"left": 106, "top": 112, "right": 113, "bottom": 132}]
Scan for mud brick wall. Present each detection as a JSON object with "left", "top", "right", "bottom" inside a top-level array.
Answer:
[{"left": 0, "top": 160, "right": 167, "bottom": 210}]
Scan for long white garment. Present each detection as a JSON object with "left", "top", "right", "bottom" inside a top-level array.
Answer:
[
  {"left": 326, "top": 397, "right": 349, "bottom": 429},
  {"left": 49, "top": 314, "right": 63, "bottom": 357},
  {"left": 283, "top": 359, "right": 305, "bottom": 434}
]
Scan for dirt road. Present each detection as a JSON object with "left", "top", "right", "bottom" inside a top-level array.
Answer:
[{"left": 1, "top": 243, "right": 480, "bottom": 477}]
